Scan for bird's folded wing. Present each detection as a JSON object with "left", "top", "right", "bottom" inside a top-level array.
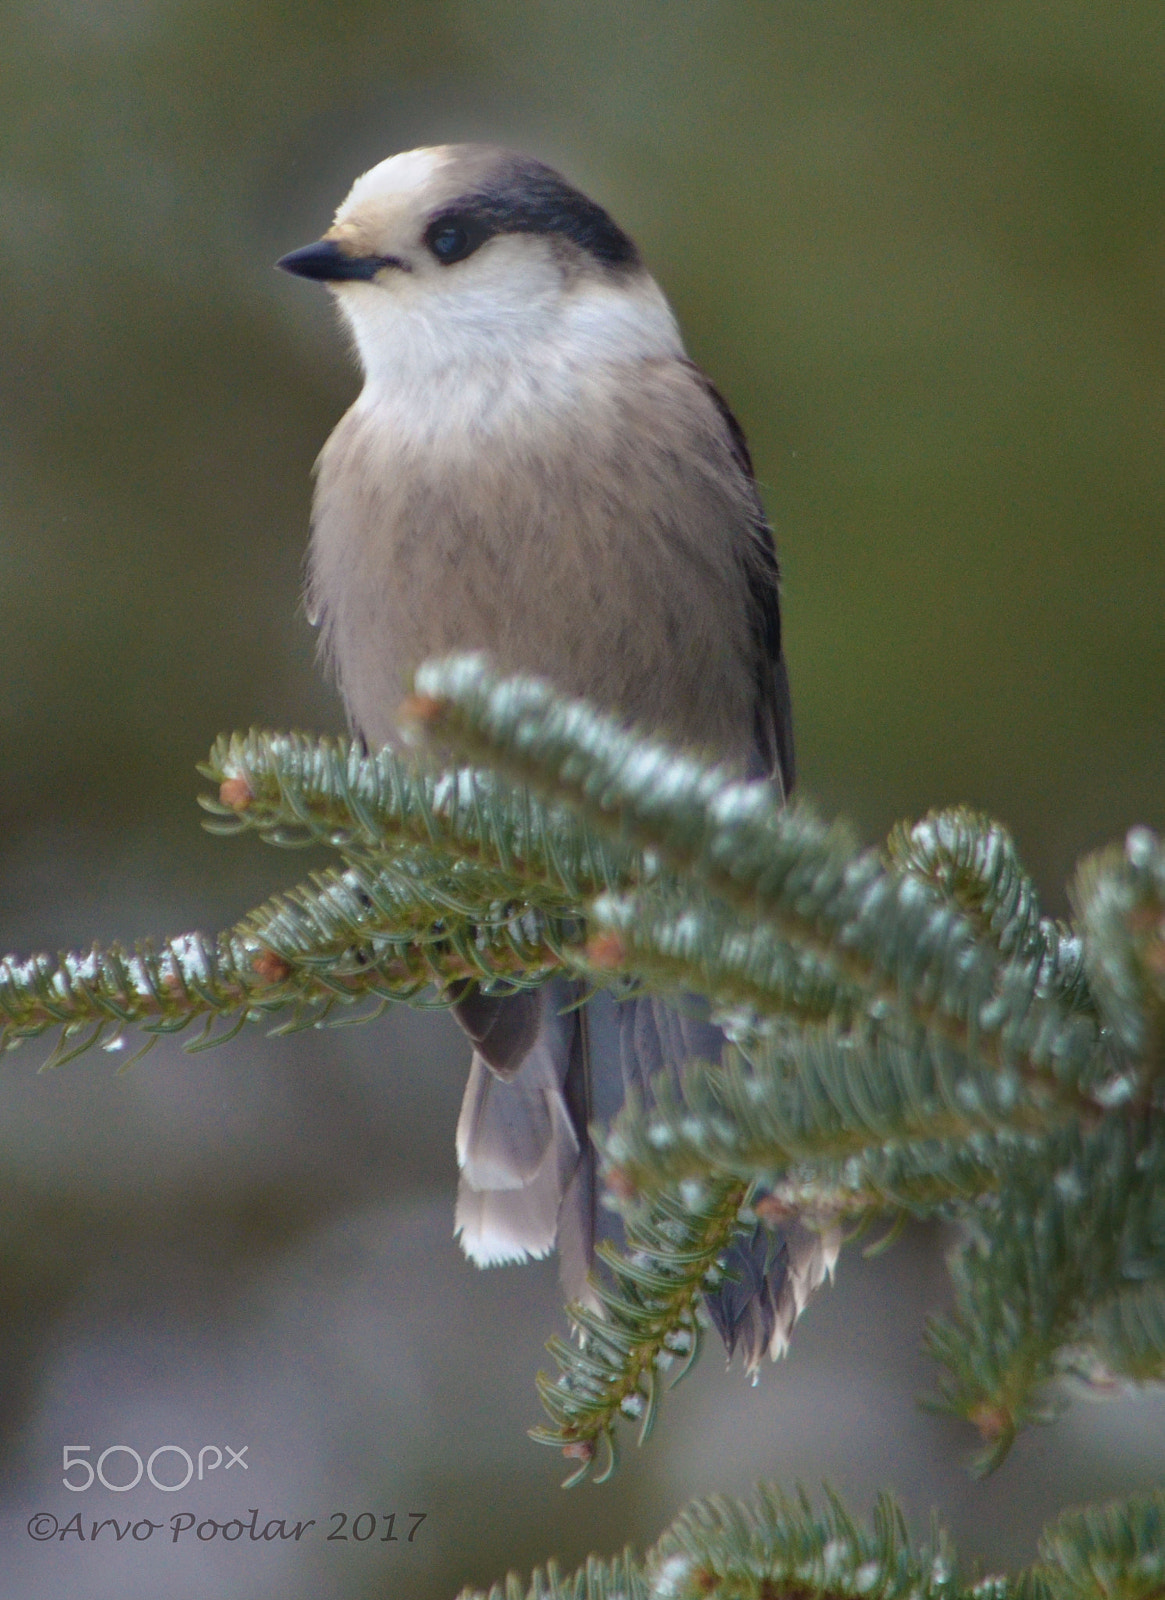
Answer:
[{"left": 450, "top": 985, "right": 542, "bottom": 1079}]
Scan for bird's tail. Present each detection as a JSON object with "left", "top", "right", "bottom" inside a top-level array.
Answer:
[{"left": 452, "top": 980, "right": 836, "bottom": 1366}]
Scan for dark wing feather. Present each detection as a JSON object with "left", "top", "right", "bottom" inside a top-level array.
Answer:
[
  {"left": 451, "top": 984, "right": 542, "bottom": 1078},
  {"left": 684, "top": 363, "right": 795, "bottom": 795}
]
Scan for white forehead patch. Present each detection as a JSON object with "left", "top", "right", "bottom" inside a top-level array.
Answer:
[{"left": 336, "top": 146, "right": 447, "bottom": 222}]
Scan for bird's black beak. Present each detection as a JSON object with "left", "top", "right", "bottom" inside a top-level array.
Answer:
[{"left": 276, "top": 240, "right": 407, "bottom": 282}]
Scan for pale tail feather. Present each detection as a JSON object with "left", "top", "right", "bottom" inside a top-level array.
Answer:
[
  {"left": 454, "top": 982, "right": 583, "bottom": 1266},
  {"left": 452, "top": 981, "right": 835, "bottom": 1364}
]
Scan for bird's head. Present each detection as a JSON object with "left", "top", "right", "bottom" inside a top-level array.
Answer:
[{"left": 277, "top": 144, "right": 681, "bottom": 393}]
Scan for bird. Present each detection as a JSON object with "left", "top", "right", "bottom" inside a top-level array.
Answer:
[{"left": 277, "top": 143, "right": 835, "bottom": 1367}]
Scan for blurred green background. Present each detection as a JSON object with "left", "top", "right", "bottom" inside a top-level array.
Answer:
[{"left": 1, "top": 3, "right": 1162, "bottom": 1596}]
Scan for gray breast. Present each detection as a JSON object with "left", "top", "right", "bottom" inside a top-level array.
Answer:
[{"left": 307, "top": 356, "right": 761, "bottom": 766}]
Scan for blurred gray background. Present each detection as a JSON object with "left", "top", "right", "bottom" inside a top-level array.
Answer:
[{"left": 1, "top": 2, "right": 1163, "bottom": 1595}]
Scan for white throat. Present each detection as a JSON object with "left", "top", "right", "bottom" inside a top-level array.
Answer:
[{"left": 335, "top": 269, "right": 686, "bottom": 449}]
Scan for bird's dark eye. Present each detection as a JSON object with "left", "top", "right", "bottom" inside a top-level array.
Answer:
[{"left": 425, "top": 213, "right": 488, "bottom": 265}]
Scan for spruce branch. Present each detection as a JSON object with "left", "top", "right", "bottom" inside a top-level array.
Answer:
[
  {"left": 0, "top": 930, "right": 302, "bottom": 1066},
  {"left": 3, "top": 663, "right": 1163, "bottom": 1505},
  {"left": 531, "top": 1178, "right": 746, "bottom": 1480},
  {"left": 887, "top": 810, "right": 1093, "bottom": 1015},
  {"left": 1073, "top": 828, "right": 1165, "bottom": 1069},
  {"left": 648, "top": 1484, "right": 953, "bottom": 1600},
  {"left": 1079, "top": 1280, "right": 1165, "bottom": 1385},
  {"left": 602, "top": 1024, "right": 1067, "bottom": 1204},
  {"left": 407, "top": 657, "right": 1108, "bottom": 1107},
  {"left": 199, "top": 727, "right": 637, "bottom": 908},
  {"left": 1035, "top": 1488, "right": 1165, "bottom": 1600},
  {"left": 462, "top": 1484, "right": 1165, "bottom": 1600},
  {"left": 241, "top": 859, "right": 578, "bottom": 996},
  {"left": 460, "top": 1548, "right": 647, "bottom": 1600},
  {"left": 925, "top": 1119, "right": 1165, "bottom": 1473},
  {"left": 585, "top": 887, "right": 857, "bottom": 1027},
  {"left": 0, "top": 859, "right": 580, "bottom": 1064}
]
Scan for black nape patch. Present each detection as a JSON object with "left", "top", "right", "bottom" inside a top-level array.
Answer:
[{"left": 434, "top": 155, "right": 641, "bottom": 272}]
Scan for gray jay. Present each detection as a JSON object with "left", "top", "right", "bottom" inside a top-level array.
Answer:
[{"left": 278, "top": 144, "right": 834, "bottom": 1366}]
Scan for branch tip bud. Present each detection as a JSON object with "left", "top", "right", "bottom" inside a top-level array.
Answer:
[
  {"left": 253, "top": 950, "right": 292, "bottom": 985},
  {"left": 604, "top": 1166, "right": 637, "bottom": 1200},
  {"left": 398, "top": 693, "right": 445, "bottom": 726},
  {"left": 219, "top": 776, "right": 254, "bottom": 811},
  {"left": 586, "top": 932, "right": 627, "bottom": 969},
  {"left": 969, "top": 1403, "right": 1011, "bottom": 1441}
]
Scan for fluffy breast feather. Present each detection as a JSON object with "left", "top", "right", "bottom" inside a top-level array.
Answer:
[{"left": 308, "top": 353, "right": 767, "bottom": 766}]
